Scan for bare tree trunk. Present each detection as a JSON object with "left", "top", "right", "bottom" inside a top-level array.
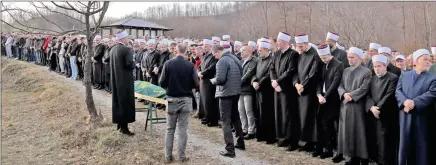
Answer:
[
  {"left": 412, "top": 6, "right": 417, "bottom": 46},
  {"left": 308, "top": 2, "right": 313, "bottom": 35},
  {"left": 423, "top": 2, "right": 430, "bottom": 47},
  {"left": 402, "top": 2, "right": 407, "bottom": 48}
]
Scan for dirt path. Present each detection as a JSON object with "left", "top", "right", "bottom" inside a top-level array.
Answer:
[{"left": 47, "top": 68, "right": 271, "bottom": 165}]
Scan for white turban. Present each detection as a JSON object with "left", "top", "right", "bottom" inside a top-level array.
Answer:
[
  {"left": 317, "top": 45, "right": 330, "bottom": 56},
  {"left": 378, "top": 47, "right": 392, "bottom": 55},
  {"left": 348, "top": 47, "right": 364, "bottom": 59},
  {"left": 102, "top": 38, "right": 110, "bottom": 42},
  {"left": 413, "top": 49, "right": 430, "bottom": 62},
  {"left": 147, "top": 39, "right": 156, "bottom": 45},
  {"left": 248, "top": 41, "right": 256, "bottom": 48},
  {"left": 277, "top": 32, "right": 291, "bottom": 42},
  {"left": 159, "top": 39, "right": 169, "bottom": 46},
  {"left": 326, "top": 32, "right": 339, "bottom": 41},
  {"left": 94, "top": 35, "right": 101, "bottom": 41},
  {"left": 369, "top": 43, "right": 381, "bottom": 50},
  {"left": 295, "top": 34, "right": 309, "bottom": 44},
  {"left": 372, "top": 55, "right": 388, "bottom": 65},
  {"left": 234, "top": 41, "right": 243, "bottom": 47},
  {"left": 116, "top": 30, "right": 129, "bottom": 40},
  {"left": 258, "top": 41, "right": 270, "bottom": 49},
  {"left": 212, "top": 36, "right": 221, "bottom": 42},
  {"left": 222, "top": 35, "right": 230, "bottom": 40}
]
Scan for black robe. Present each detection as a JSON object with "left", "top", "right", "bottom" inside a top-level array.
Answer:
[
  {"left": 103, "top": 45, "right": 112, "bottom": 92},
  {"left": 142, "top": 49, "right": 159, "bottom": 84},
  {"left": 316, "top": 58, "right": 344, "bottom": 151},
  {"left": 158, "top": 50, "right": 171, "bottom": 77},
  {"left": 365, "top": 72, "right": 399, "bottom": 165},
  {"left": 331, "top": 48, "right": 349, "bottom": 68},
  {"left": 366, "top": 60, "right": 402, "bottom": 77},
  {"left": 270, "top": 48, "right": 299, "bottom": 146},
  {"left": 134, "top": 49, "right": 146, "bottom": 81},
  {"left": 199, "top": 52, "right": 219, "bottom": 124},
  {"left": 93, "top": 43, "right": 105, "bottom": 85},
  {"left": 293, "top": 47, "right": 321, "bottom": 142},
  {"left": 109, "top": 43, "right": 135, "bottom": 124},
  {"left": 252, "top": 55, "right": 275, "bottom": 142}
]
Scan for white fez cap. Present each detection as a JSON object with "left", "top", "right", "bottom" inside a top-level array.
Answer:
[
  {"left": 102, "top": 38, "right": 110, "bottom": 42},
  {"left": 147, "top": 39, "right": 156, "bottom": 45},
  {"left": 372, "top": 55, "right": 388, "bottom": 65},
  {"left": 378, "top": 47, "right": 391, "bottom": 55},
  {"left": 431, "top": 46, "right": 436, "bottom": 55},
  {"left": 203, "top": 39, "right": 213, "bottom": 46},
  {"left": 317, "top": 45, "right": 330, "bottom": 56},
  {"left": 295, "top": 34, "right": 309, "bottom": 44},
  {"left": 258, "top": 41, "right": 270, "bottom": 49},
  {"left": 326, "top": 32, "right": 339, "bottom": 41},
  {"left": 257, "top": 38, "right": 269, "bottom": 45},
  {"left": 116, "top": 30, "right": 129, "bottom": 40},
  {"left": 348, "top": 47, "right": 364, "bottom": 59},
  {"left": 234, "top": 41, "right": 242, "bottom": 47},
  {"left": 395, "top": 55, "right": 406, "bottom": 61},
  {"left": 369, "top": 43, "right": 381, "bottom": 50},
  {"left": 222, "top": 35, "right": 230, "bottom": 40},
  {"left": 212, "top": 36, "right": 221, "bottom": 42},
  {"left": 413, "top": 49, "right": 430, "bottom": 62},
  {"left": 277, "top": 32, "right": 291, "bottom": 42},
  {"left": 248, "top": 41, "right": 256, "bottom": 48}
]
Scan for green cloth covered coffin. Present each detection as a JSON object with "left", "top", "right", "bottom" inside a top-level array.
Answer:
[{"left": 134, "top": 81, "right": 166, "bottom": 99}]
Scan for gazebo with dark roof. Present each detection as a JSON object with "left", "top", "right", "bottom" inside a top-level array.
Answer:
[{"left": 97, "top": 17, "right": 173, "bottom": 38}]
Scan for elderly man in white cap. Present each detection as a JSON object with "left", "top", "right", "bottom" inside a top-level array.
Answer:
[
  {"left": 198, "top": 39, "right": 220, "bottom": 127},
  {"left": 314, "top": 44, "right": 344, "bottom": 159},
  {"left": 270, "top": 32, "right": 300, "bottom": 151},
  {"left": 326, "top": 32, "right": 349, "bottom": 67},
  {"left": 92, "top": 35, "right": 106, "bottom": 89},
  {"left": 430, "top": 45, "right": 436, "bottom": 73},
  {"left": 109, "top": 30, "right": 136, "bottom": 136},
  {"left": 396, "top": 49, "right": 436, "bottom": 165},
  {"left": 252, "top": 41, "right": 276, "bottom": 144},
  {"left": 141, "top": 39, "right": 160, "bottom": 84},
  {"left": 238, "top": 42, "right": 258, "bottom": 140},
  {"left": 394, "top": 54, "right": 409, "bottom": 72},
  {"left": 377, "top": 47, "right": 402, "bottom": 77},
  {"left": 365, "top": 54, "right": 399, "bottom": 165},
  {"left": 157, "top": 39, "right": 171, "bottom": 78},
  {"left": 334, "top": 47, "right": 372, "bottom": 165},
  {"left": 247, "top": 41, "right": 258, "bottom": 57},
  {"left": 233, "top": 41, "right": 243, "bottom": 60},
  {"left": 365, "top": 43, "right": 382, "bottom": 68},
  {"left": 293, "top": 33, "right": 321, "bottom": 153}
]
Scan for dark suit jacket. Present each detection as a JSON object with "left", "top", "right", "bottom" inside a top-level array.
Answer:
[{"left": 241, "top": 56, "right": 257, "bottom": 95}]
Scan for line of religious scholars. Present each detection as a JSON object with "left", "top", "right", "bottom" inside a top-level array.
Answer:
[
  {"left": 125, "top": 31, "right": 436, "bottom": 165},
  {"left": 5, "top": 30, "right": 436, "bottom": 165}
]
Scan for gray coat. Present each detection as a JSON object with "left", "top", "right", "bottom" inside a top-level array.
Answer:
[{"left": 212, "top": 52, "right": 243, "bottom": 98}]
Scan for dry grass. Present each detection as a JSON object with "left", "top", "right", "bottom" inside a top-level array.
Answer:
[{"left": 0, "top": 58, "right": 218, "bottom": 165}]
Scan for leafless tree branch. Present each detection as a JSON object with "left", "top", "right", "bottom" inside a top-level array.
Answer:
[{"left": 29, "top": 2, "right": 65, "bottom": 32}]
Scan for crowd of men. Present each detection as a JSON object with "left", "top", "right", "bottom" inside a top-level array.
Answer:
[{"left": 2, "top": 30, "right": 436, "bottom": 165}]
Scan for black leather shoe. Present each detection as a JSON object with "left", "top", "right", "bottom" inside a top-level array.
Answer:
[
  {"left": 332, "top": 154, "right": 344, "bottom": 163},
  {"left": 344, "top": 157, "right": 359, "bottom": 165},
  {"left": 286, "top": 145, "right": 299, "bottom": 152},
  {"left": 244, "top": 134, "right": 255, "bottom": 140},
  {"left": 206, "top": 123, "right": 219, "bottom": 127},
  {"left": 299, "top": 143, "right": 314, "bottom": 152},
  {"left": 120, "top": 128, "right": 135, "bottom": 136},
  {"left": 320, "top": 151, "right": 333, "bottom": 159},
  {"left": 242, "top": 132, "right": 248, "bottom": 136},
  {"left": 265, "top": 140, "right": 276, "bottom": 145},
  {"left": 235, "top": 145, "right": 245, "bottom": 150},
  {"left": 219, "top": 151, "right": 235, "bottom": 158}
]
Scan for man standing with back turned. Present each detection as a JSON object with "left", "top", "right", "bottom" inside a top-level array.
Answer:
[{"left": 159, "top": 44, "right": 199, "bottom": 163}]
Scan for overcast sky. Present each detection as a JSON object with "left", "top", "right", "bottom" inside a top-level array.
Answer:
[{"left": 3, "top": 2, "right": 204, "bottom": 19}]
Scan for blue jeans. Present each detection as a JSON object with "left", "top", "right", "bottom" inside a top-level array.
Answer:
[{"left": 70, "top": 56, "right": 78, "bottom": 79}]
